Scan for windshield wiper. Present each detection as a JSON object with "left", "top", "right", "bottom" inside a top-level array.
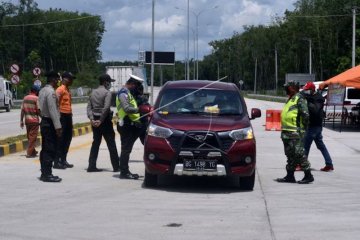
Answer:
[{"left": 218, "top": 112, "right": 241, "bottom": 116}]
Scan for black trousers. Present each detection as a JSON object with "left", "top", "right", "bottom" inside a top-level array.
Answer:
[
  {"left": 117, "top": 123, "right": 142, "bottom": 173},
  {"left": 88, "top": 117, "right": 119, "bottom": 170},
  {"left": 56, "top": 113, "right": 73, "bottom": 163},
  {"left": 40, "top": 118, "right": 58, "bottom": 176}
]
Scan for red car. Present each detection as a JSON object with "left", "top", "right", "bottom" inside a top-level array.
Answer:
[{"left": 143, "top": 80, "right": 261, "bottom": 190}]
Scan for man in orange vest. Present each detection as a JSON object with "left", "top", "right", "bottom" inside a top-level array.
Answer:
[
  {"left": 20, "top": 85, "right": 41, "bottom": 158},
  {"left": 54, "top": 72, "right": 75, "bottom": 169}
]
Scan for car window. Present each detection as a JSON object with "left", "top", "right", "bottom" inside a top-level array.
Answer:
[
  {"left": 158, "top": 89, "right": 243, "bottom": 115},
  {"left": 347, "top": 88, "right": 360, "bottom": 100}
]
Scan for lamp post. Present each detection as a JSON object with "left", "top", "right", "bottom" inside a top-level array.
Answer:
[
  {"left": 301, "top": 38, "right": 312, "bottom": 75},
  {"left": 150, "top": 0, "right": 155, "bottom": 104},
  {"left": 175, "top": 4, "right": 218, "bottom": 80},
  {"left": 178, "top": 24, "right": 196, "bottom": 79}
]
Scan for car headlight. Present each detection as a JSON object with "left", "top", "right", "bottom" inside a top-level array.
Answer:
[
  {"left": 147, "top": 123, "right": 173, "bottom": 139},
  {"left": 229, "top": 127, "right": 254, "bottom": 141}
]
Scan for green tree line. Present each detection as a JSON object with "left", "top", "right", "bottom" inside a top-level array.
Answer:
[
  {"left": 0, "top": 0, "right": 104, "bottom": 98},
  {"left": 199, "top": 0, "right": 360, "bottom": 92}
]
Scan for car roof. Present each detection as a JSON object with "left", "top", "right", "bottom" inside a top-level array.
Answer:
[{"left": 163, "top": 80, "right": 237, "bottom": 91}]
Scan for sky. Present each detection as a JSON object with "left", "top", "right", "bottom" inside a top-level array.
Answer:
[{"left": 10, "top": 0, "right": 297, "bottom": 61}]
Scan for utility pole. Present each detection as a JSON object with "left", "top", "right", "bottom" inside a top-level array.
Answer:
[
  {"left": 275, "top": 47, "right": 278, "bottom": 93},
  {"left": 309, "top": 39, "right": 312, "bottom": 74},
  {"left": 353, "top": 7, "right": 356, "bottom": 67},
  {"left": 186, "top": 0, "right": 190, "bottom": 80},
  {"left": 150, "top": 0, "right": 155, "bottom": 104},
  {"left": 254, "top": 58, "right": 257, "bottom": 94}
]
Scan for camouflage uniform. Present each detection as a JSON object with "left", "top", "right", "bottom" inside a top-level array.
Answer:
[{"left": 281, "top": 93, "right": 310, "bottom": 172}]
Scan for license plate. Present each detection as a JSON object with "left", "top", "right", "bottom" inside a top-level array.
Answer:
[{"left": 183, "top": 159, "right": 217, "bottom": 171}]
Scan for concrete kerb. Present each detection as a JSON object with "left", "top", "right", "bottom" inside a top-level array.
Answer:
[{"left": 0, "top": 124, "right": 93, "bottom": 158}]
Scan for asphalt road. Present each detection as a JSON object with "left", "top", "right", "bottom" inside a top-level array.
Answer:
[
  {"left": 1, "top": 98, "right": 360, "bottom": 240},
  {"left": 0, "top": 103, "right": 89, "bottom": 139}
]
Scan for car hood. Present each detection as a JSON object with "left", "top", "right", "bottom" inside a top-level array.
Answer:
[{"left": 151, "top": 113, "right": 250, "bottom": 132}]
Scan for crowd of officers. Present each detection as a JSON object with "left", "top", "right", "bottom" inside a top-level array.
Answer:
[
  {"left": 20, "top": 71, "right": 333, "bottom": 184},
  {"left": 21, "top": 71, "right": 149, "bottom": 182}
]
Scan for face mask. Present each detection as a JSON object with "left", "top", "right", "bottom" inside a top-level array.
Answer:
[
  {"left": 303, "top": 90, "right": 311, "bottom": 95},
  {"left": 104, "top": 82, "right": 111, "bottom": 90}
]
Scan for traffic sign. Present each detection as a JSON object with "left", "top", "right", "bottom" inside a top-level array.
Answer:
[
  {"left": 11, "top": 75, "right": 20, "bottom": 85},
  {"left": 10, "top": 64, "right": 20, "bottom": 74},
  {"left": 34, "top": 79, "right": 42, "bottom": 88},
  {"left": 33, "top": 67, "right": 41, "bottom": 76}
]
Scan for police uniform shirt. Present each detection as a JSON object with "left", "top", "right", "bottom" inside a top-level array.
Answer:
[
  {"left": 118, "top": 87, "right": 138, "bottom": 114},
  {"left": 87, "top": 85, "right": 112, "bottom": 123},
  {"left": 38, "top": 84, "right": 61, "bottom": 129}
]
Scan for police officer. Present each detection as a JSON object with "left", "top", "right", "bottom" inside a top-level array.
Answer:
[
  {"left": 38, "top": 71, "right": 62, "bottom": 182},
  {"left": 87, "top": 74, "right": 120, "bottom": 172},
  {"left": 276, "top": 81, "right": 314, "bottom": 184},
  {"left": 54, "top": 72, "right": 75, "bottom": 169},
  {"left": 116, "top": 74, "right": 144, "bottom": 179},
  {"left": 132, "top": 83, "right": 151, "bottom": 144}
]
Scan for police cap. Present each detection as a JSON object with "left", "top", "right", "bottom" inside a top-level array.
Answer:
[
  {"left": 99, "top": 74, "right": 115, "bottom": 84},
  {"left": 45, "top": 71, "right": 60, "bottom": 82},
  {"left": 62, "top": 71, "right": 76, "bottom": 80}
]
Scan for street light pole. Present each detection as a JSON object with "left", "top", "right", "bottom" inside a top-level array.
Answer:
[
  {"left": 187, "top": 0, "right": 190, "bottom": 80},
  {"left": 275, "top": 47, "right": 278, "bottom": 93},
  {"left": 150, "top": 0, "right": 155, "bottom": 104},
  {"left": 309, "top": 39, "right": 312, "bottom": 74},
  {"left": 353, "top": 7, "right": 356, "bottom": 67}
]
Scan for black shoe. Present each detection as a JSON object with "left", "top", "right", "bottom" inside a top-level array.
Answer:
[
  {"left": 87, "top": 167, "right": 103, "bottom": 172},
  {"left": 120, "top": 171, "right": 139, "bottom": 180},
  {"left": 276, "top": 176, "right": 296, "bottom": 183},
  {"left": 53, "top": 163, "right": 66, "bottom": 169},
  {"left": 63, "top": 160, "right": 74, "bottom": 168},
  {"left": 298, "top": 170, "right": 314, "bottom": 184},
  {"left": 275, "top": 170, "right": 296, "bottom": 183},
  {"left": 113, "top": 168, "right": 120, "bottom": 172},
  {"left": 40, "top": 174, "right": 62, "bottom": 182}
]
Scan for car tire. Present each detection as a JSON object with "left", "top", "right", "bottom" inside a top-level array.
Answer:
[
  {"left": 239, "top": 171, "right": 255, "bottom": 191},
  {"left": 144, "top": 170, "right": 158, "bottom": 188},
  {"left": 5, "top": 103, "right": 10, "bottom": 112}
]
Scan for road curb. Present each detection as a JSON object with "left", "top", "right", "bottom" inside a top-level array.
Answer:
[{"left": 0, "top": 125, "right": 93, "bottom": 158}]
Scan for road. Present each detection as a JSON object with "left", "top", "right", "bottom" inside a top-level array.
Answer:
[
  {"left": 1, "top": 98, "right": 360, "bottom": 240},
  {"left": 0, "top": 87, "right": 161, "bottom": 140},
  {"left": 0, "top": 103, "right": 89, "bottom": 139}
]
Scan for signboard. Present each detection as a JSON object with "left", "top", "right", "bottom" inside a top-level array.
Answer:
[
  {"left": 285, "top": 73, "right": 315, "bottom": 86},
  {"left": 33, "top": 67, "right": 41, "bottom": 76},
  {"left": 327, "top": 84, "right": 345, "bottom": 106},
  {"left": 11, "top": 75, "right": 20, "bottom": 85},
  {"left": 34, "top": 79, "right": 42, "bottom": 88},
  {"left": 145, "top": 51, "right": 175, "bottom": 65},
  {"left": 10, "top": 64, "right": 20, "bottom": 74}
]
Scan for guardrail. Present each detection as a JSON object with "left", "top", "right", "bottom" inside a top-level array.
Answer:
[
  {"left": 246, "top": 94, "right": 287, "bottom": 103},
  {"left": 12, "top": 96, "right": 89, "bottom": 108}
]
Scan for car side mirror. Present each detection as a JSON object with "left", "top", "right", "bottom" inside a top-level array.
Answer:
[{"left": 250, "top": 108, "right": 261, "bottom": 120}]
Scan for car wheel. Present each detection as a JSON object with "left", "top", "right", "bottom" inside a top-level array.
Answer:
[
  {"left": 5, "top": 103, "right": 10, "bottom": 112},
  {"left": 144, "top": 170, "right": 158, "bottom": 188},
  {"left": 239, "top": 171, "right": 255, "bottom": 191}
]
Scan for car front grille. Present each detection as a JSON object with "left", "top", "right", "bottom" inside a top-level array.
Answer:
[{"left": 167, "top": 131, "right": 234, "bottom": 152}]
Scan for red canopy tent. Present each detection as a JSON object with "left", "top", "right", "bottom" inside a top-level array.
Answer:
[{"left": 320, "top": 65, "right": 360, "bottom": 89}]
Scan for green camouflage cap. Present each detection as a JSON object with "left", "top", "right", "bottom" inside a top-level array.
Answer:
[{"left": 283, "top": 81, "right": 300, "bottom": 88}]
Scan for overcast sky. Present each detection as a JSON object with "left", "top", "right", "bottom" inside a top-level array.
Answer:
[{"left": 13, "top": 0, "right": 297, "bottom": 61}]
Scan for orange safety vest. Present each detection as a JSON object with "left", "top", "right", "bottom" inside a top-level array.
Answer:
[{"left": 56, "top": 85, "right": 72, "bottom": 114}]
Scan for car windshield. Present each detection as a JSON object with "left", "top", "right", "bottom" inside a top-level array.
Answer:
[{"left": 158, "top": 88, "right": 243, "bottom": 115}]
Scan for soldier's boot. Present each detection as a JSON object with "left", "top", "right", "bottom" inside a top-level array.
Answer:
[
  {"left": 276, "top": 170, "right": 296, "bottom": 183},
  {"left": 297, "top": 170, "right": 314, "bottom": 184},
  {"left": 53, "top": 158, "right": 66, "bottom": 169}
]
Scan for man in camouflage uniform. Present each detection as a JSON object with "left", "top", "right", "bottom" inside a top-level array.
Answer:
[{"left": 276, "top": 81, "right": 314, "bottom": 184}]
